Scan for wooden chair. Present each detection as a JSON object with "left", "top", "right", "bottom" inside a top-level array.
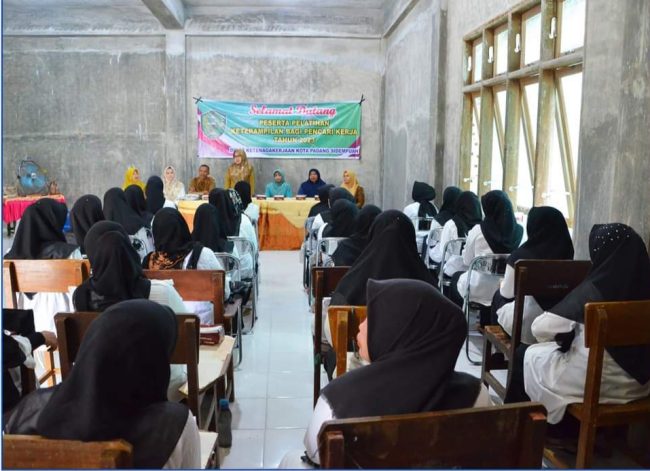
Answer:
[
  {"left": 482, "top": 259, "right": 591, "bottom": 400},
  {"left": 327, "top": 305, "right": 367, "bottom": 378},
  {"left": 544, "top": 300, "right": 650, "bottom": 469},
  {"left": 311, "top": 266, "right": 350, "bottom": 407},
  {"left": 3, "top": 259, "right": 91, "bottom": 386},
  {"left": 54, "top": 312, "right": 223, "bottom": 432},
  {"left": 318, "top": 402, "right": 548, "bottom": 468},
  {"left": 3, "top": 434, "right": 132, "bottom": 468}
]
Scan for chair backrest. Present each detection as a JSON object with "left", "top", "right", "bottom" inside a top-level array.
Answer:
[
  {"left": 318, "top": 403, "right": 547, "bottom": 468},
  {"left": 143, "top": 269, "right": 226, "bottom": 324},
  {"left": 3, "top": 434, "right": 133, "bottom": 469},
  {"left": 311, "top": 266, "right": 350, "bottom": 406},
  {"left": 327, "top": 305, "right": 367, "bottom": 377},
  {"left": 438, "top": 238, "right": 465, "bottom": 290},
  {"left": 316, "top": 237, "right": 349, "bottom": 267},
  {"left": 510, "top": 259, "right": 591, "bottom": 348},
  {"left": 54, "top": 311, "right": 202, "bottom": 418},
  {"left": 3, "top": 259, "right": 91, "bottom": 308},
  {"left": 411, "top": 216, "right": 434, "bottom": 232},
  {"left": 582, "top": 301, "right": 650, "bottom": 416},
  {"left": 213, "top": 253, "right": 241, "bottom": 282},
  {"left": 227, "top": 236, "right": 257, "bottom": 260}
]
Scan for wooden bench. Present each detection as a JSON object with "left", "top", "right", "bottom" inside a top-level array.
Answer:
[
  {"left": 327, "top": 305, "right": 367, "bottom": 378},
  {"left": 318, "top": 402, "right": 548, "bottom": 468},
  {"left": 311, "top": 266, "right": 349, "bottom": 407},
  {"left": 482, "top": 259, "right": 591, "bottom": 400},
  {"left": 2, "top": 434, "right": 132, "bottom": 468},
  {"left": 544, "top": 300, "right": 650, "bottom": 468},
  {"left": 3, "top": 259, "right": 91, "bottom": 386},
  {"left": 54, "top": 311, "right": 227, "bottom": 432}
]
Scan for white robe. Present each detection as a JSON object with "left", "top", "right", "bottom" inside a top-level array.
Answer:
[
  {"left": 456, "top": 225, "right": 500, "bottom": 306},
  {"left": 495, "top": 264, "right": 543, "bottom": 345}
]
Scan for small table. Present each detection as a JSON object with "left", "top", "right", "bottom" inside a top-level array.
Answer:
[{"left": 2, "top": 194, "right": 66, "bottom": 236}]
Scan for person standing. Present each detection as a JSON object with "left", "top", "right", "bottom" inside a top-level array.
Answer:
[
  {"left": 188, "top": 164, "right": 216, "bottom": 195},
  {"left": 225, "top": 149, "right": 255, "bottom": 192}
]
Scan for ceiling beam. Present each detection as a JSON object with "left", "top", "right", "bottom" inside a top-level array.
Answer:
[{"left": 141, "top": 0, "right": 186, "bottom": 29}]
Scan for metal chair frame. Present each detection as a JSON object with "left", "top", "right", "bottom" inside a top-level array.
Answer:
[
  {"left": 438, "top": 238, "right": 466, "bottom": 291},
  {"left": 228, "top": 236, "right": 259, "bottom": 332},
  {"left": 463, "top": 254, "right": 509, "bottom": 365},
  {"left": 214, "top": 252, "right": 244, "bottom": 367},
  {"left": 315, "top": 237, "right": 349, "bottom": 268},
  {"left": 425, "top": 226, "right": 444, "bottom": 267}
]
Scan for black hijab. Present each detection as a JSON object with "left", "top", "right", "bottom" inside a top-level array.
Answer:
[
  {"left": 9, "top": 300, "right": 189, "bottom": 468},
  {"left": 70, "top": 195, "right": 104, "bottom": 255},
  {"left": 332, "top": 205, "right": 382, "bottom": 266},
  {"left": 144, "top": 208, "right": 202, "bottom": 270},
  {"left": 5, "top": 198, "right": 78, "bottom": 260},
  {"left": 480, "top": 190, "right": 523, "bottom": 253},
  {"left": 103, "top": 187, "right": 147, "bottom": 235},
  {"left": 451, "top": 191, "right": 482, "bottom": 238},
  {"left": 322, "top": 200, "right": 358, "bottom": 238},
  {"left": 125, "top": 185, "right": 153, "bottom": 224},
  {"left": 412, "top": 181, "right": 438, "bottom": 219},
  {"left": 320, "top": 187, "right": 355, "bottom": 224},
  {"left": 192, "top": 203, "right": 233, "bottom": 253},
  {"left": 551, "top": 223, "right": 650, "bottom": 385},
  {"left": 331, "top": 210, "right": 437, "bottom": 305},
  {"left": 308, "top": 184, "right": 335, "bottom": 218},
  {"left": 73, "top": 229, "right": 151, "bottom": 312},
  {"left": 323, "top": 278, "right": 467, "bottom": 418},
  {"left": 145, "top": 176, "right": 166, "bottom": 215},
  {"left": 234, "top": 181, "right": 252, "bottom": 209},
  {"left": 209, "top": 188, "right": 242, "bottom": 237},
  {"left": 507, "top": 206, "right": 574, "bottom": 267},
  {"left": 435, "top": 186, "right": 462, "bottom": 226}
]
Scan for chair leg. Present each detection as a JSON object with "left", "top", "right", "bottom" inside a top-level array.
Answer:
[
  {"left": 575, "top": 421, "right": 597, "bottom": 468},
  {"left": 235, "top": 306, "right": 244, "bottom": 368}
]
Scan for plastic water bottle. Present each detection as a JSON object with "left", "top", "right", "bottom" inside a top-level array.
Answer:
[{"left": 217, "top": 398, "right": 232, "bottom": 448}]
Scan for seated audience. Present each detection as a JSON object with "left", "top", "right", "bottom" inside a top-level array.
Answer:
[
  {"left": 450, "top": 190, "right": 523, "bottom": 321},
  {"left": 144, "top": 208, "right": 229, "bottom": 324},
  {"left": 189, "top": 164, "right": 216, "bottom": 195},
  {"left": 5, "top": 300, "right": 201, "bottom": 469},
  {"left": 311, "top": 187, "right": 355, "bottom": 235},
  {"left": 492, "top": 206, "right": 574, "bottom": 344},
  {"left": 512, "top": 224, "right": 650, "bottom": 424},
  {"left": 145, "top": 175, "right": 167, "bottom": 214},
  {"left": 122, "top": 165, "right": 145, "bottom": 191},
  {"left": 322, "top": 200, "right": 358, "bottom": 238},
  {"left": 5, "top": 199, "right": 81, "bottom": 332},
  {"left": 124, "top": 184, "right": 153, "bottom": 225},
  {"left": 162, "top": 165, "right": 186, "bottom": 202},
  {"left": 340, "top": 169, "right": 365, "bottom": 208},
  {"left": 103, "top": 187, "right": 154, "bottom": 261},
  {"left": 429, "top": 191, "right": 482, "bottom": 276},
  {"left": 192, "top": 204, "right": 235, "bottom": 254},
  {"left": 69, "top": 194, "right": 104, "bottom": 255},
  {"left": 225, "top": 149, "right": 255, "bottom": 191},
  {"left": 234, "top": 181, "right": 259, "bottom": 225},
  {"left": 265, "top": 169, "right": 293, "bottom": 197},
  {"left": 298, "top": 168, "right": 327, "bottom": 197},
  {"left": 331, "top": 210, "right": 436, "bottom": 306},
  {"left": 332, "top": 204, "right": 381, "bottom": 266},
  {"left": 308, "top": 184, "right": 335, "bottom": 218},
  {"left": 286, "top": 278, "right": 488, "bottom": 467},
  {"left": 434, "top": 186, "right": 462, "bottom": 227},
  {"left": 404, "top": 181, "right": 438, "bottom": 224}
]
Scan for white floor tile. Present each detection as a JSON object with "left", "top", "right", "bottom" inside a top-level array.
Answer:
[
  {"left": 269, "top": 350, "right": 313, "bottom": 373},
  {"left": 230, "top": 397, "right": 267, "bottom": 430},
  {"left": 267, "top": 397, "right": 313, "bottom": 429},
  {"left": 267, "top": 371, "right": 313, "bottom": 399},
  {"left": 234, "top": 371, "right": 269, "bottom": 399},
  {"left": 263, "top": 428, "right": 307, "bottom": 468},
  {"left": 219, "top": 429, "right": 265, "bottom": 469}
]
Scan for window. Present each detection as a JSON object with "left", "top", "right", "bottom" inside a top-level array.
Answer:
[{"left": 459, "top": 0, "right": 585, "bottom": 227}]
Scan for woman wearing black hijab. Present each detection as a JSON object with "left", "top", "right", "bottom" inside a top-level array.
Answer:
[
  {"left": 404, "top": 181, "right": 438, "bottom": 227},
  {"left": 331, "top": 210, "right": 437, "bottom": 306},
  {"left": 308, "top": 184, "right": 335, "bottom": 218},
  {"left": 103, "top": 187, "right": 154, "bottom": 261},
  {"left": 313, "top": 187, "right": 356, "bottom": 239},
  {"left": 428, "top": 191, "right": 482, "bottom": 276},
  {"left": 125, "top": 184, "right": 153, "bottom": 224},
  {"left": 453, "top": 190, "right": 523, "bottom": 309},
  {"left": 70, "top": 195, "right": 104, "bottom": 255},
  {"left": 434, "top": 186, "right": 462, "bottom": 227},
  {"left": 5, "top": 299, "right": 201, "bottom": 468},
  {"left": 522, "top": 224, "right": 650, "bottom": 424},
  {"left": 5, "top": 198, "right": 81, "bottom": 333},
  {"left": 145, "top": 176, "right": 166, "bottom": 215},
  {"left": 332, "top": 205, "right": 381, "bottom": 266},
  {"left": 192, "top": 204, "right": 234, "bottom": 253},
  {"left": 234, "top": 181, "right": 259, "bottom": 224},
  {"left": 493, "top": 206, "right": 574, "bottom": 344},
  {"left": 299, "top": 278, "right": 488, "bottom": 466},
  {"left": 322, "top": 200, "right": 358, "bottom": 238}
]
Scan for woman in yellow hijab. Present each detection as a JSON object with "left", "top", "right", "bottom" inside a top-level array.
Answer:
[
  {"left": 122, "top": 166, "right": 146, "bottom": 191},
  {"left": 341, "top": 169, "right": 365, "bottom": 208}
]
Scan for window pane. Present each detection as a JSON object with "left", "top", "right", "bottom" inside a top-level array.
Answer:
[
  {"left": 560, "top": 0, "right": 586, "bottom": 53},
  {"left": 546, "top": 113, "right": 569, "bottom": 218},
  {"left": 517, "top": 120, "right": 534, "bottom": 210},
  {"left": 491, "top": 121, "right": 503, "bottom": 191},
  {"left": 524, "top": 12, "right": 541, "bottom": 65},
  {"left": 496, "top": 90, "right": 507, "bottom": 132},
  {"left": 470, "top": 97, "right": 481, "bottom": 194},
  {"left": 524, "top": 82, "right": 539, "bottom": 147},
  {"left": 560, "top": 72, "right": 583, "bottom": 178},
  {"left": 495, "top": 29, "right": 508, "bottom": 75},
  {"left": 473, "top": 42, "right": 483, "bottom": 82}
]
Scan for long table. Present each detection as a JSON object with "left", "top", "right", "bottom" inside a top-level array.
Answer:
[
  {"left": 2, "top": 194, "right": 67, "bottom": 236},
  {"left": 177, "top": 198, "right": 317, "bottom": 250}
]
